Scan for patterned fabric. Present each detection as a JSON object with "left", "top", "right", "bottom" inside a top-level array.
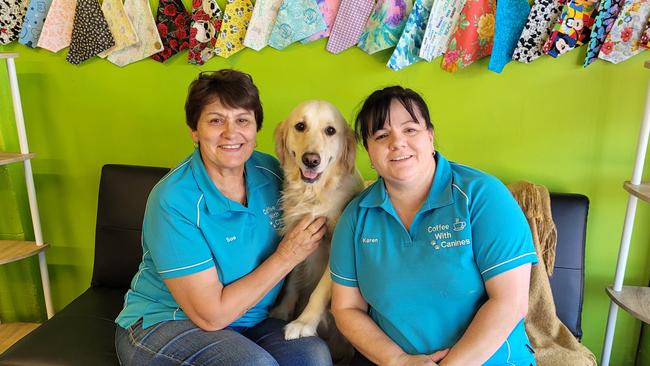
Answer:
[
  {"left": 243, "top": 0, "right": 282, "bottom": 50},
  {"left": 36, "top": 0, "right": 77, "bottom": 51},
  {"left": 419, "top": 0, "right": 467, "bottom": 61},
  {"left": 441, "top": 0, "right": 496, "bottom": 72},
  {"left": 188, "top": 0, "right": 222, "bottom": 64},
  {"left": 544, "top": 0, "right": 598, "bottom": 58},
  {"left": 641, "top": 17, "right": 650, "bottom": 47},
  {"left": 512, "top": 0, "right": 565, "bottom": 63},
  {"left": 268, "top": 0, "right": 326, "bottom": 50},
  {"left": 301, "top": 0, "right": 341, "bottom": 42},
  {"left": 18, "top": 0, "right": 54, "bottom": 47},
  {"left": 151, "top": 0, "right": 190, "bottom": 62},
  {"left": 98, "top": 0, "right": 138, "bottom": 58},
  {"left": 488, "top": 0, "right": 530, "bottom": 72},
  {"left": 387, "top": 0, "right": 433, "bottom": 70},
  {"left": 66, "top": 0, "right": 115, "bottom": 64},
  {"left": 0, "top": 0, "right": 28, "bottom": 44},
  {"left": 358, "top": 0, "right": 412, "bottom": 54},
  {"left": 326, "top": 0, "right": 374, "bottom": 54},
  {"left": 598, "top": 0, "right": 650, "bottom": 63},
  {"left": 107, "top": 0, "right": 163, "bottom": 67},
  {"left": 213, "top": 0, "right": 253, "bottom": 57},
  {"left": 584, "top": 0, "right": 625, "bottom": 65}
]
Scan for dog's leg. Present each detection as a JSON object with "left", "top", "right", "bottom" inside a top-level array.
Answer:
[
  {"left": 269, "top": 271, "right": 299, "bottom": 321},
  {"left": 284, "top": 269, "right": 332, "bottom": 340}
]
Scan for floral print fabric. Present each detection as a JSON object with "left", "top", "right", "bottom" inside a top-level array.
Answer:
[
  {"left": 36, "top": 0, "right": 76, "bottom": 52},
  {"left": 243, "top": 0, "right": 282, "bottom": 51},
  {"left": 543, "top": 0, "right": 598, "bottom": 58},
  {"left": 213, "top": 0, "right": 253, "bottom": 58},
  {"left": 302, "top": 0, "right": 341, "bottom": 42},
  {"left": 419, "top": 0, "right": 467, "bottom": 61},
  {"left": 66, "top": 0, "right": 115, "bottom": 64},
  {"left": 106, "top": 0, "right": 163, "bottom": 67},
  {"left": 598, "top": 0, "right": 650, "bottom": 63},
  {"left": 441, "top": 0, "right": 496, "bottom": 72},
  {"left": 152, "top": 0, "right": 191, "bottom": 62},
  {"left": 512, "top": 0, "right": 565, "bottom": 63},
  {"left": 387, "top": 0, "right": 433, "bottom": 70},
  {"left": 584, "top": 0, "right": 625, "bottom": 65},
  {"left": 98, "top": 0, "right": 138, "bottom": 58},
  {"left": 358, "top": 0, "right": 412, "bottom": 54},
  {"left": 268, "top": 0, "right": 326, "bottom": 50},
  {"left": 188, "top": 0, "right": 222, "bottom": 64}
]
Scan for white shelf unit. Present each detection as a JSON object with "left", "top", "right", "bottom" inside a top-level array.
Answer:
[
  {"left": 600, "top": 60, "right": 650, "bottom": 365},
  {"left": 0, "top": 52, "right": 54, "bottom": 353}
]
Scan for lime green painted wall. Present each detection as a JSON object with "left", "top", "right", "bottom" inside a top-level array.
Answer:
[{"left": 1, "top": 18, "right": 649, "bottom": 364}]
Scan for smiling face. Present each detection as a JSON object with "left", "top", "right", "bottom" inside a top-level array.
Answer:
[
  {"left": 190, "top": 97, "right": 257, "bottom": 177},
  {"left": 275, "top": 100, "right": 355, "bottom": 184},
  {"left": 366, "top": 99, "right": 435, "bottom": 187}
]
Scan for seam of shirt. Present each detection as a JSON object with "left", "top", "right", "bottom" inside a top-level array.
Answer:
[
  {"left": 196, "top": 194, "right": 204, "bottom": 228},
  {"left": 330, "top": 269, "right": 358, "bottom": 282},
  {"left": 480, "top": 252, "right": 537, "bottom": 276},
  {"left": 158, "top": 258, "right": 213, "bottom": 274},
  {"left": 451, "top": 183, "right": 469, "bottom": 204},
  {"left": 254, "top": 165, "right": 282, "bottom": 181}
]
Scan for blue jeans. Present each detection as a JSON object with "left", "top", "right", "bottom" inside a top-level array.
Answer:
[{"left": 115, "top": 318, "right": 332, "bottom": 366}]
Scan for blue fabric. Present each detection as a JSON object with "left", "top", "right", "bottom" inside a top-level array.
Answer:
[
  {"left": 387, "top": 0, "right": 433, "bottom": 71},
  {"left": 116, "top": 148, "right": 284, "bottom": 329},
  {"left": 488, "top": 0, "right": 531, "bottom": 73},
  {"left": 18, "top": 0, "right": 54, "bottom": 47},
  {"left": 268, "top": 0, "right": 327, "bottom": 50},
  {"left": 330, "top": 152, "right": 537, "bottom": 365},
  {"left": 115, "top": 318, "right": 332, "bottom": 366}
]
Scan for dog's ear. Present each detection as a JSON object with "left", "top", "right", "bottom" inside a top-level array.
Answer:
[
  {"left": 341, "top": 125, "right": 357, "bottom": 174},
  {"left": 274, "top": 120, "right": 289, "bottom": 165}
]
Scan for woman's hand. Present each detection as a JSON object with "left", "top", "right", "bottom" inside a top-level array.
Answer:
[
  {"left": 388, "top": 349, "right": 449, "bottom": 366},
  {"left": 275, "top": 216, "right": 327, "bottom": 267}
]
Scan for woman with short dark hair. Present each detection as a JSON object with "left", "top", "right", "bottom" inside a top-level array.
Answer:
[
  {"left": 330, "top": 86, "right": 537, "bottom": 366},
  {"left": 115, "top": 69, "right": 332, "bottom": 366}
]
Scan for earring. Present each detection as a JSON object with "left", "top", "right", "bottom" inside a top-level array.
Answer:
[
  {"left": 370, "top": 163, "right": 375, "bottom": 169},
  {"left": 432, "top": 150, "right": 436, "bottom": 157}
]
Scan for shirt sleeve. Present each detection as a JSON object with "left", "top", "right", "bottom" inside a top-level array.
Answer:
[
  {"left": 469, "top": 176, "right": 538, "bottom": 281},
  {"left": 144, "top": 193, "right": 215, "bottom": 280},
  {"left": 330, "top": 203, "right": 359, "bottom": 287}
]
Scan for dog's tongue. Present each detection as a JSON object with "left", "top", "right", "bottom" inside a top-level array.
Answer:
[{"left": 302, "top": 170, "right": 319, "bottom": 179}]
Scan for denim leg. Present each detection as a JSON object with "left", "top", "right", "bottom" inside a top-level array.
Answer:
[
  {"left": 243, "top": 318, "right": 333, "bottom": 366},
  {"left": 115, "top": 319, "right": 279, "bottom": 366}
]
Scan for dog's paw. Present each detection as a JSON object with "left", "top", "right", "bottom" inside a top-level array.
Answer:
[{"left": 284, "top": 320, "right": 318, "bottom": 340}]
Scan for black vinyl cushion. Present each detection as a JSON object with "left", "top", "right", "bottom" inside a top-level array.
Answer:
[{"left": 0, "top": 166, "right": 589, "bottom": 365}]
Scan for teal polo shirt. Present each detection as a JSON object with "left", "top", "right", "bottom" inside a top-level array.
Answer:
[
  {"left": 116, "top": 148, "right": 284, "bottom": 329},
  {"left": 330, "top": 152, "right": 538, "bottom": 366}
]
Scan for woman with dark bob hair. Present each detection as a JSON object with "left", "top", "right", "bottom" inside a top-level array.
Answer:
[
  {"left": 330, "top": 86, "right": 538, "bottom": 366},
  {"left": 115, "top": 69, "right": 332, "bottom": 366}
]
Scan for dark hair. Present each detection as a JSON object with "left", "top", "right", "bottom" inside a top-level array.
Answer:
[
  {"left": 355, "top": 86, "right": 433, "bottom": 148},
  {"left": 185, "top": 69, "right": 263, "bottom": 131}
]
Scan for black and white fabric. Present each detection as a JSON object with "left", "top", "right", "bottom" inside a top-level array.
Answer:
[
  {"left": 66, "top": 0, "right": 115, "bottom": 64},
  {"left": 0, "top": 0, "right": 29, "bottom": 44},
  {"left": 512, "top": 0, "right": 564, "bottom": 63}
]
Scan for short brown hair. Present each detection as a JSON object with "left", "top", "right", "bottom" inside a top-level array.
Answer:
[{"left": 185, "top": 69, "right": 263, "bottom": 131}]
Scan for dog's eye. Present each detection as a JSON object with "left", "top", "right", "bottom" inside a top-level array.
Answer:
[
  {"left": 295, "top": 122, "right": 305, "bottom": 132},
  {"left": 325, "top": 126, "right": 336, "bottom": 136}
]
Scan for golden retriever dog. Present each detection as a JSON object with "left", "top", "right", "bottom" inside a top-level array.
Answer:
[{"left": 273, "top": 100, "right": 364, "bottom": 362}]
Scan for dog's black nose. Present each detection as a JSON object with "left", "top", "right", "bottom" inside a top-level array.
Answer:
[{"left": 302, "top": 153, "right": 321, "bottom": 168}]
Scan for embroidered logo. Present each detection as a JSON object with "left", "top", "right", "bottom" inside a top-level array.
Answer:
[
  {"left": 226, "top": 236, "right": 236, "bottom": 243},
  {"left": 361, "top": 237, "right": 379, "bottom": 244},
  {"left": 452, "top": 218, "right": 466, "bottom": 231}
]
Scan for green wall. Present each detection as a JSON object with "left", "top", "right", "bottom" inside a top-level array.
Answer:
[{"left": 1, "top": 14, "right": 650, "bottom": 364}]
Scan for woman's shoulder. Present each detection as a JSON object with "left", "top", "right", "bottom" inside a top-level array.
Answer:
[
  {"left": 149, "top": 156, "right": 200, "bottom": 209},
  {"left": 447, "top": 161, "right": 508, "bottom": 199},
  {"left": 248, "top": 150, "right": 283, "bottom": 183}
]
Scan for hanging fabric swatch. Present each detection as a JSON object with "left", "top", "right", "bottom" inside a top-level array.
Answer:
[
  {"left": 107, "top": 0, "right": 163, "bottom": 67},
  {"left": 268, "top": 0, "right": 327, "bottom": 50},
  {"left": 583, "top": 0, "right": 625, "bottom": 66},
  {"left": 326, "top": 0, "right": 374, "bottom": 54},
  {"left": 301, "top": 0, "right": 341, "bottom": 42},
  {"left": 641, "top": 18, "right": 650, "bottom": 48},
  {"left": 188, "top": 0, "right": 222, "bottom": 64},
  {"left": 243, "top": 0, "right": 282, "bottom": 50},
  {"left": 36, "top": 0, "right": 77, "bottom": 51},
  {"left": 487, "top": 0, "right": 530, "bottom": 73},
  {"left": 387, "top": 0, "right": 433, "bottom": 70},
  {"left": 419, "top": 0, "right": 467, "bottom": 61},
  {"left": 512, "top": 0, "right": 565, "bottom": 63},
  {"left": 441, "top": 0, "right": 496, "bottom": 72},
  {"left": 66, "top": 0, "right": 115, "bottom": 64},
  {"left": 598, "top": 0, "right": 650, "bottom": 63},
  {"left": 151, "top": 0, "right": 191, "bottom": 62},
  {"left": 543, "top": 0, "right": 598, "bottom": 58},
  {"left": 213, "top": 0, "right": 253, "bottom": 57},
  {"left": 0, "top": 0, "right": 29, "bottom": 44},
  {"left": 98, "top": 0, "right": 137, "bottom": 57},
  {"left": 358, "top": 0, "right": 412, "bottom": 54},
  {"left": 18, "top": 0, "right": 54, "bottom": 47}
]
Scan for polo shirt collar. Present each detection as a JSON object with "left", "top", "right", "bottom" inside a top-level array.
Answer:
[
  {"left": 359, "top": 152, "right": 454, "bottom": 211},
  {"left": 190, "top": 148, "right": 268, "bottom": 215}
]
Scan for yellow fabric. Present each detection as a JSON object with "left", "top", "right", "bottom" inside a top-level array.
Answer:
[
  {"left": 213, "top": 0, "right": 253, "bottom": 58},
  {"left": 507, "top": 181, "right": 596, "bottom": 366},
  {"left": 98, "top": 0, "right": 138, "bottom": 58}
]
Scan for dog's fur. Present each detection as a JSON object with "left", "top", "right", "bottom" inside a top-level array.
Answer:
[{"left": 272, "top": 100, "right": 364, "bottom": 363}]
